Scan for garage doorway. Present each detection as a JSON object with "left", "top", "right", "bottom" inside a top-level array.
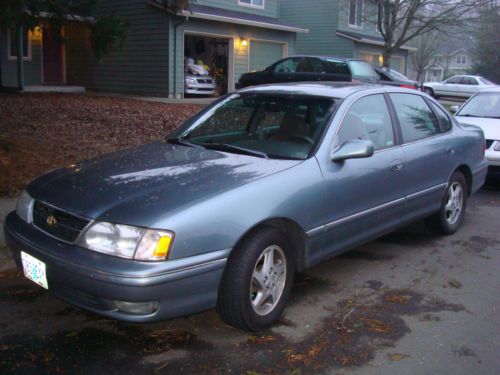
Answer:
[{"left": 184, "top": 33, "right": 233, "bottom": 97}]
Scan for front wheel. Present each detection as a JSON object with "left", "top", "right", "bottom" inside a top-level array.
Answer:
[
  {"left": 425, "top": 172, "right": 467, "bottom": 235},
  {"left": 216, "top": 227, "right": 295, "bottom": 331},
  {"left": 424, "top": 87, "right": 435, "bottom": 97}
]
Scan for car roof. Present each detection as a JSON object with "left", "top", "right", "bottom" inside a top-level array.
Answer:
[
  {"left": 283, "top": 55, "right": 363, "bottom": 62},
  {"left": 237, "top": 82, "right": 417, "bottom": 98}
]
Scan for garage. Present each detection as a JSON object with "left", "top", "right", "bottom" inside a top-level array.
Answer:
[
  {"left": 249, "top": 40, "right": 286, "bottom": 71},
  {"left": 184, "top": 34, "right": 232, "bottom": 97}
]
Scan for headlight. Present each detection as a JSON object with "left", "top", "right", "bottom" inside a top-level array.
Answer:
[
  {"left": 16, "top": 190, "right": 34, "bottom": 223},
  {"left": 78, "top": 221, "right": 174, "bottom": 261},
  {"left": 495, "top": 141, "right": 500, "bottom": 151},
  {"left": 185, "top": 77, "right": 197, "bottom": 84}
]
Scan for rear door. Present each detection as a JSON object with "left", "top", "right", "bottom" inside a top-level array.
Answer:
[
  {"left": 320, "top": 93, "right": 406, "bottom": 260},
  {"left": 293, "top": 57, "right": 325, "bottom": 82},
  {"left": 388, "top": 93, "right": 457, "bottom": 223}
]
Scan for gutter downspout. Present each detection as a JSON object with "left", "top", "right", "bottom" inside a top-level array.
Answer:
[{"left": 17, "top": 25, "right": 25, "bottom": 92}]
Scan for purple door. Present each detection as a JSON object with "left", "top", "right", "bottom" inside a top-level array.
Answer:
[{"left": 42, "top": 27, "right": 64, "bottom": 84}]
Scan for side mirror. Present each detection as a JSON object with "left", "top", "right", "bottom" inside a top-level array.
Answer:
[
  {"left": 449, "top": 105, "right": 460, "bottom": 114},
  {"left": 331, "top": 139, "right": 375, "bottom": 162}
]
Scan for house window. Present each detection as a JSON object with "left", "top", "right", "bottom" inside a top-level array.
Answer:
[
  {"left": 238, "top": 0, "right": 264, "bottom": 8},
  {"left": 456, "top": 55, "right": 466, "bottom": 64},
  {"left": 349, "top": 0, "right": 363, "bottom": 28},
  {"left": 7, "top": 28, "right": 31, "bottom": 60}
]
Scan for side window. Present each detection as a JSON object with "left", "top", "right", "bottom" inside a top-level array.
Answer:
[
  {"left": 390, "top": 93, "right": 441, "bottom": 143},
  {"left": 273, "top": 58, "right": 299, "bottom": 73},
  {"left": 445, "top": 76, "right": 462, "bottom": 84},
  {"left": 323, "top": 60, "right": 350, "bottom": 76},
  {"left": 296, "top": 58, "right": 324, "bottom": 73},
  {"left": 462, "top": 77, "right": 478, "bottom": 85},
  {"left": 430, "top": 102, "right": 453, "bottom": 132},
  {"left": 336, "top": 94, "right": 395, "bottom": 151}
]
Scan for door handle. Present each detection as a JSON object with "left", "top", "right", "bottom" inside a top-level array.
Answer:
[
  {"left": 446, "top": 147, "right": 456, "bottom": 155},
  {"left": 390, "top": 160, "right": 404, "bottom": 172}
]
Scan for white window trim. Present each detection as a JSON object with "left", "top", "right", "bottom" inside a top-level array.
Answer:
[
  {"left": 6, "top": 29, "right": 32, "bottom": 61},
  {"left": 238, "top": 0, "right": 265, "bottom": 10},
  {"left": 348, "top": 0, "right": 364, "bottom": 29}
]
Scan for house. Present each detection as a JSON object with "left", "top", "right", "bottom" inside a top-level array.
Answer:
[
  {"left": 424, "top": 47, "right": 474, "bottom": 83},
  {"left": 1, "top": 0, "right": 307, "bottom": 97},
  {"left": 279, "top": 0, "right": 415, "bottom": 74}
]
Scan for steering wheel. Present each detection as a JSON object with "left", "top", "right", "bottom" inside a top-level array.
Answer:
[{"left": 288, "top": 135, "right": 315, "bottom": 145}]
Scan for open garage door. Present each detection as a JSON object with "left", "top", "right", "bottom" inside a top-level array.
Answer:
[{"left": 249, "top": 41, "right": 285, "bottom": 71}]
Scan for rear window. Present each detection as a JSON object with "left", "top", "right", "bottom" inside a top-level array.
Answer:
[
  {"left": 390, "top": 93, "right": 441, "bottom": 143},
  {"left": 347, "top": 61, "right": 378, "bottom": 80}
]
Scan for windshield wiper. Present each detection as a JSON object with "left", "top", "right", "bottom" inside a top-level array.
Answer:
[
  {"left": 202, "top": 143, "right": 269, "bottom": 159},
  {"left": 166, "top": 137, "right": 205, "bottom": 149},
  {"left": 458, "top": 114, "right": 480, "bottom": 118}
]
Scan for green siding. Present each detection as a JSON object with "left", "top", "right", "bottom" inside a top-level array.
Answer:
[
  {"left": 249, "top": 40, "right": 283, "bottom": 71},
  {"left": 1, "top": 29, "right": 42, "bottom": 87},
  {"left": 279, "top": 0, "right": 354, "bottom": 57},
  {"left": 65, "top": 0, "right": 170, "bottom": 96},
  {"left": 194, "top": 0, "right": 278, "bottom": 18},
  {"left": 173, "top": 16, "right": 294, "bottom": 96}
]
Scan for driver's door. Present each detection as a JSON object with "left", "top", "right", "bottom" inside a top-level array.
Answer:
[
  {"left": 319, "top": 94, "right": 406, "bottom": 260},
  {"left": 439, "top": 76, "right": 462, "bottom": 96}
]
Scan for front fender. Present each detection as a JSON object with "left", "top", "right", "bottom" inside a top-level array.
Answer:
[{"left": 157, "top": 158, "right": 325, "bottom": 260}]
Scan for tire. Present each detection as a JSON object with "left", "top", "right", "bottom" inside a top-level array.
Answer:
[
  {"left": 216, "top": 226, "right": 295, "bottom": 331},
  {"left": 425, "top": 171, "right": 468, "bottom": 235},
  {"left": 424, "top": 87, "right": 435, "bottom": 97}
]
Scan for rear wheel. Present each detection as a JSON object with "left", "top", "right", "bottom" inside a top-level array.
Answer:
[
  {"left": 216, "top": 226, "right": 295, "bottom": 331},
  {"left": 425, "top": 171, "right": 467, "bottom": 235}
]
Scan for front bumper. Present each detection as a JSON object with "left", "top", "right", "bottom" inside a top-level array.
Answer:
[
  {"left": 4, "top": 212, "right": 228, "bottom": 322},
  {"left": 485, "top": 148, "right": 500, "bottom": 167},
  {"left": 185, "top": 82, "right": 216, "bottom": 95}
]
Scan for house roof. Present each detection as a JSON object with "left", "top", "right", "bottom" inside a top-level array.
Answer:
[
  {"left": 336, "top": 30, "right": 417, "bottom": 51},
  {"left": 177, "top": 4, "right": 309, "bottom": 33}
]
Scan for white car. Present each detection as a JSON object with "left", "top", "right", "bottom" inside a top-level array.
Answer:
[
  {"left": 454, "top": 87, "right": 500, "bottom": 177},
  {"left": 424, "top": 75, "right": 497, "bottom": 99}
]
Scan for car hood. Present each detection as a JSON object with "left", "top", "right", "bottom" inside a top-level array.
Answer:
[
  {"left": 455, "top": 116, "right": 500, "bottom": 140},
  {"left": 27, "top": 142, "right": 301, "bottom": 226}
]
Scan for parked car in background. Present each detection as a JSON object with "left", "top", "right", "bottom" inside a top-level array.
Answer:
[
  {"left": 454, "top": 87, "right": 500, "bottom": 178},
  {"left": 376, "top": 67, "right": 421, "bottom": 90},
  {"left": 423, "top": 75, "right": 496, "bottom": 98},
  {"left": 185, "top": 74, "right": 216, "bottom": 96},
  {"left": 236, "top": 56, "right": 379, "bottom": 89},
  {"left": 5, "top": 84, "right": 487, "bottom": 332}
]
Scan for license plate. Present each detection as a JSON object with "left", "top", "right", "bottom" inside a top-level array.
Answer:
[{"left": 21, "top": 251, "right": 49, "bottom": 290}]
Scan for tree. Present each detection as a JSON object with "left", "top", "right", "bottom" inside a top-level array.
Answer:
[
  {"left": 471, "top": 1, "right": 500, "bottom": 83},
  {"left": 349, "top": 0, "right": 486, "bottom": 67},
  {"left": 409, "top": 32, "right": 440, "bottom": 82},
  {"left": 0, "top": 0, "right": 130, "bottom": 89}
]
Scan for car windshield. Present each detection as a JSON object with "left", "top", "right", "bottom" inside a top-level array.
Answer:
[
  {"left": 456, "top": 92, "right": 500, "bottom": 119},
  {"left": 347, "top": 61, "right": 378, "bottom": 80},
  {"left": 173, "top": 93, "right": 337, "bottom": 159}
]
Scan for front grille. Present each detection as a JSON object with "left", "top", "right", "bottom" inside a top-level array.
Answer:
[
  {"left": 486, "top": 139, "right": 494, "bottom": 149},
  {"left": 32, "top": 201, "right": 90, "bottom": 242},
  {"left": 196, "top": 78, "right": 213, "bottom": 84}
]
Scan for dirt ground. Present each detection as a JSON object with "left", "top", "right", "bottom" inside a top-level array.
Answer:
[{"left": 0, "top": 93, "right": 202, "bottom": 196}]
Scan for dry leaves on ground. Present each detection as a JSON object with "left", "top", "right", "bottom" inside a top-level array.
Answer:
[{"left": 0, "top": 93, "right": 203, "bottom": 196}]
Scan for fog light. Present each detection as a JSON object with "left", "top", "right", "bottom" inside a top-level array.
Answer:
[{"left": 113, "top": 300, "right": 159, "bottom": 315}]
